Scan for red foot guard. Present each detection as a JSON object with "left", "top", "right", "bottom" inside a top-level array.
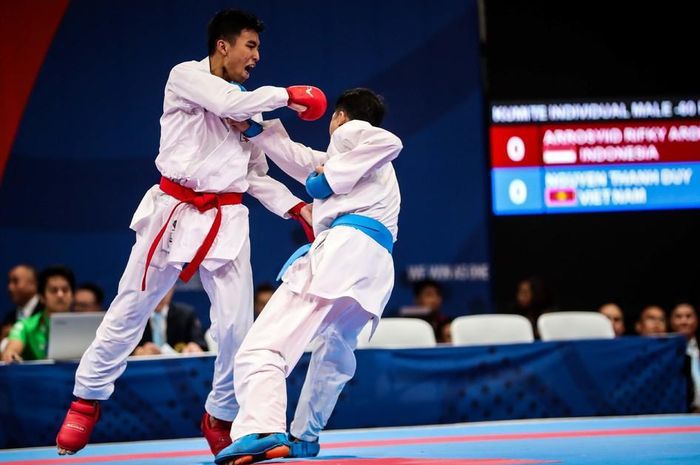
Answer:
[
  {"left": 201, "top": 412, "right": 233, "bottom": 455},
  {"left": 56, "top": 399, "right": 100, "bottom": 454}
]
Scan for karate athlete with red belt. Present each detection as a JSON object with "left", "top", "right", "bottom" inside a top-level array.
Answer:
[
  {"left": 217, "top": 88, "right": 402, "bottom": 465},
  {"left": 55, "top": 9, "right": 326, "bottom": 457}
]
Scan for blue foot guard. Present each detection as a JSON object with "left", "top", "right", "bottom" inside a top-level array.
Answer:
[
  {"left": 288, "top": 434, "right": 320, "bottom": 458},
  {"left": 214, "top": 433, "right": 290, "bottom": 465}
]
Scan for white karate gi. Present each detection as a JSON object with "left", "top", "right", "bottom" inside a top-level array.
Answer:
[
  {"left": 229, "top": 119, "right": 402, "bottom": 441},
  {"left": 73, "top": 58, "right": 301, "bottom": 422}
]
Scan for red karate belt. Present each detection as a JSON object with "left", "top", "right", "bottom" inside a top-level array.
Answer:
[{"left": 141, "top": 177, "right": 243, "bottom": 291}]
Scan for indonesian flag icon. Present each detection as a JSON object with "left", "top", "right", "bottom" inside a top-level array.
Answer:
[
  {"left": 543, "top": 145, "right": 577, "bottom": 165},
  {"left": 545, "top": 188, "right": 577, "bottom": 206}
]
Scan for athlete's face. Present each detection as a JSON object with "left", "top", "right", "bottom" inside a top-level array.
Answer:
[
  {"left": 329, "top": 110, "right": 349, "bottom": 136},
  {"left": 220, "top": 29, "right": 260, "bottom": 83}
]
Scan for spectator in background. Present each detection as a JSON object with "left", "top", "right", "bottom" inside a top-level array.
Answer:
[
  {"left": 670, "top": 302, "right": 699, "bottom": 412},
  {"left": 437, "top": 318, "right": 453, "bottom": 344},
  {"left": 73, "top": 283, "right": 105, "bottom": 312},
  {"left": 1, "top": 266, "right": 75, "bottom": 362},
  {"left": 253, "top": 283, "right": 275, "bottom": 319},
  {"left": 412, "top": 279, "right": 449, "bottom": 341},
  {"left": 510, "top": 276, "right": 553, "bottom": 338},
  {"left": 599, "top": 302, "right": 625, "bottom": 337},
  {"left": 2, "top": 264, "right": 41, "bottom": 340},
  {"left": 133, "top": 287, "right": 207, "bottom": 356},
  {"left": 635, "top": 305, "right": 667, "bottom": 336}
]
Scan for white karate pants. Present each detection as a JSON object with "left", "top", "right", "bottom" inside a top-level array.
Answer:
[
  {"left": 73, "top": 230, "right": 253, "bottom": 422},
  {"left": 229, "top": 283, "right": 371, "bottom": 441}
]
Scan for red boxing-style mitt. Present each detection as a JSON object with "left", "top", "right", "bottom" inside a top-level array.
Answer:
[
  {"left": 287, "top": 86, "right": 327, "bottom": 121},
  {"left": 288, "top": 202, "right": 315, "bottom": 242}
]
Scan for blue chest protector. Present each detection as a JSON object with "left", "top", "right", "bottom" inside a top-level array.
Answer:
[{"left": 276, "top": 214, "right": 393, "bottom": 281}]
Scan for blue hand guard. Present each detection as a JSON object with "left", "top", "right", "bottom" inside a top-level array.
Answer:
[
  {"left": 305, "top": 171, "right": 333, "bottom": 199},
  {"left": 228, "top": 83, "right": 262, "bottom": 138},
  {"left": 242, "top": 120, "right": 263, "bottom": 137}
]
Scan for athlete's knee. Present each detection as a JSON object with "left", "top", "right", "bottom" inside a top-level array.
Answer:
[
  {"left": 317, "top": 331, "right": 357, "bottom": 376},
  {"left": 234, "top": 347, "right": 286, "bottom": 379}
]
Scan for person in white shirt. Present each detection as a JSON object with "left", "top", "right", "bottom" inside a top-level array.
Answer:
[
  {"left": 132, "top": 287, "right": 207, "bottom": 355},
  {"left": 217, "top": 88, "right": 402, "bottom": 464},
  {"left": 56, "top": 9, "right": 326, "bottom": 457},
  {"left": 670, "top": 303, "right": 700, "bottom": 412}
]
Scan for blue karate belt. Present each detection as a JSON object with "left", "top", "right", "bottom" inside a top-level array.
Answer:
[{"left": 276, "top": 214, "right": 394, "bottom": 281}]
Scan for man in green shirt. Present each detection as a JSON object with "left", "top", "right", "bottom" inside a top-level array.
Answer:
[{"left": 2, "top": 266, "right": 75, "bottom": 362}]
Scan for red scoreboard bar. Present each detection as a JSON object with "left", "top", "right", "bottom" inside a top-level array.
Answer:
[{"left": 491, "top": 120, "right": 700, "bottom": 169}]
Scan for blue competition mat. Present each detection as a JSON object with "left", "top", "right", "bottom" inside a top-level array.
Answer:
[{"left": 2, "top": 415, "right": 699, "bottom": 465}]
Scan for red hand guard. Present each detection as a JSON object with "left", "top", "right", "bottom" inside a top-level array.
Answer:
[
  {"left": 287, "top": 86, "right": 327, "bottom": 121},
  {"left": 289, "top": 202, "right": 315, "bottom": 242}
]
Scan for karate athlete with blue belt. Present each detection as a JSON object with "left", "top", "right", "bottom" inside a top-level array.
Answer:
[{"left": 218, "top": 88, "right": 402, "bottom": 465}]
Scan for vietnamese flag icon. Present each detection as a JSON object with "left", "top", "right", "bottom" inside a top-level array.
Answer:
[{"left": 546, "top": 188, "right": 577, "bottom": 206}]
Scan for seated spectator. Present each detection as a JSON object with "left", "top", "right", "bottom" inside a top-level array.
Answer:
[
  {"left": 437, "top": 318, "right": 453, "bottom": 344},
  {"left": 598, "top": 302, "right": 625, "bottom": 337},
  {"left": 73, "top": 283, "right": 105, "bottom": 312},
  {"left": 635, "top": 305, "right": 667, "bottom": 336},
  {"left": 2, "top": 264, "right": 41, "bottom": 340},
  {"left": 670, "top": 302, "right": 699, "bottom": 412},
  {"left": 133, "top": 287, "right": 207, "bottom": 356},
  {"left": 410, "top": 279, "right": 449, "bottom": 341},
  {"left": 254, "top": 283, "right": 275, "bottom": 320},
  {"left": 1, "top": 265, "right": 75, "bottom": 362},
  {"left": 509, "top": 276, "right": 553, "bottom": 339}
]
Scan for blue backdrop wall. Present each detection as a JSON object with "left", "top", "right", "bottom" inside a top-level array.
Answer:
[{"left": 0, "top": 0, "right": 490, "bottom": 323}]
